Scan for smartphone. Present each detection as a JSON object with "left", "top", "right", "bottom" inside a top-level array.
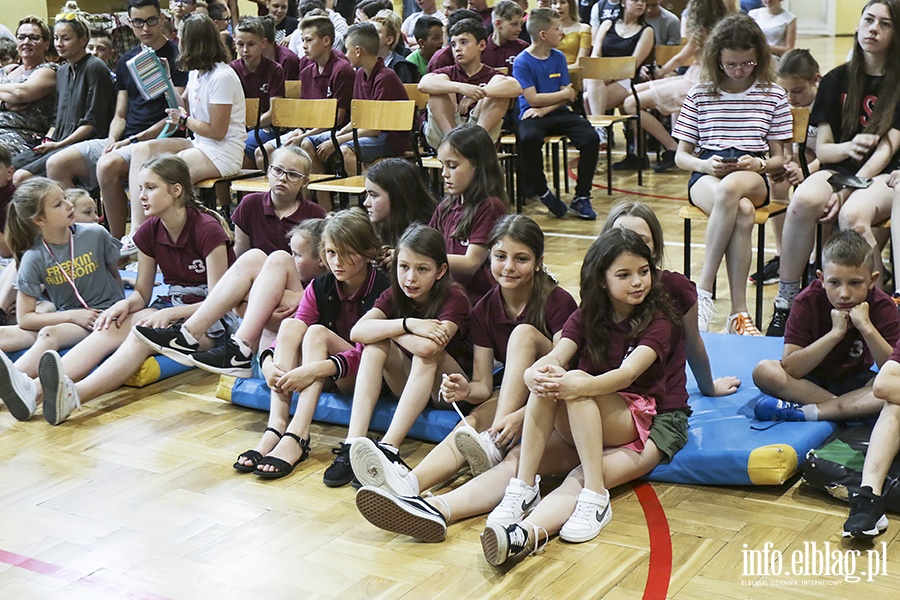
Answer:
[
  {"left": 721, "top": 157, "right": 738, "bottom": 163},
  {"left": 828, "top": 173, "right": 873, "bottom": 189}
]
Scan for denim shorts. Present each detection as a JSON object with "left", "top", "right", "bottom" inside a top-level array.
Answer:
[
  {"left": 306, "top": 131, "right": 394, "bottom": 163},
  {"left": 688, "top": 148, "right": 770, "bottom": 207}
]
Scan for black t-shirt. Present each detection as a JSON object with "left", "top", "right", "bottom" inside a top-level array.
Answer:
[
  {"left": 811, "top": 63, "right": 900, "bottom": 174},
  {"left": 116, "top": 41, "right": 189, "bottom": 137},
  {"left": 578, "top": 0, "right": 597, "bottom": 24}
]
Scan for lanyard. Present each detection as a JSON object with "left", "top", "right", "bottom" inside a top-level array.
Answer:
[{"left": 42, "top": 226, "right": 91, "bottom": 310}]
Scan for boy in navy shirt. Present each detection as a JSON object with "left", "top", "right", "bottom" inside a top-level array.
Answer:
[
  {"left": 753, "top": 230, "right": 900, "bottom": 422},
  {"left": 513, "top": 8, "right": 599, "bottom": 219}
]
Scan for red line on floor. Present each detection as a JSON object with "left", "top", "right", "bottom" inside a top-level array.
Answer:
[
  {"left": 632, "top": 481, "right": 673, "bottom": 600},
  {"left": 0, "top": 548, "right": 170, "bottom": 600},
  {"left": 567, "top": 168, "right": 689, "bottom": 202}
]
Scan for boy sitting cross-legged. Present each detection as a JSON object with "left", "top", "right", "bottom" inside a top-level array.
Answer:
[
  {"left": 418, "top": 18, "right": 522, "bottom": 151},
  {"left": 512, "top": 8, "right": 599, "bottom": 220},
  {"left": 752, "top": 230, "right": 900, "bottom": 422}
]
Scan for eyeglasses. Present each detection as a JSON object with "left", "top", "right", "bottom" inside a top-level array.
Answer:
[
  {"left": 130, "top": 16, "right": 161, "bottom": 28},
  {"left": 16, "top": 33, "right": 44, "bottom": 42},
  {"left": 720, "top": 61, "right": 758, "bottom": 73},
  {"left": 269, "top": 165, "right": 307, "bottom": 183}
]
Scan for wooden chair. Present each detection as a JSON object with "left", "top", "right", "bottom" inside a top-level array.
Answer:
[
  {"left": 654, "top": 44, "right": 685, "bottom": 69},
  {"left": 285, "top": 80, "right": 301, "bottom": 99},
  {"left": 679, "top": 108, "right": 811, "bottom": 327},
  {"left": 231, "top": 97, "right": 342, "bottom": 200},
  {"left": 500, "top": 133, "right": 568, "bottom": 212},
  {"left": 195, "top": 97, "right": 264, "bottom": 213},
  {"left": 578, "top": 56, "right": 644, "bottom": 193},
  {"left": 307, "top": 99, "right": 418, "bottom": 209}
]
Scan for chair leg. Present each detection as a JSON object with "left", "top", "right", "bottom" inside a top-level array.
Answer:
[
  {"left": 636, "top": 121, "right": 644, "bottom": 188},
  {"left": 756, "top": 223, "right": 765, "bottom": 327},
  {"left": 551, "top": 143, "right": 561, "bottom": 202},
  {"left": 563, "top": 138, "right": 569, "bottom": 194},
  {"left": 683, "top": 217, "right": 691, "bottom": 280},
  {"left": 606, "top": 126, "right": 613, "bottom": 195}
]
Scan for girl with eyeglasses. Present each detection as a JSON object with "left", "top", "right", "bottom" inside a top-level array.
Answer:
[
  {"left": 672, "top": 13, "right": 791, "bottom": 337},
  {"left": 0, "top": 16, "right": 58, "bottom": 158},
  {"left": 133, "top": 145, "right": 327, "bottom": 378}
]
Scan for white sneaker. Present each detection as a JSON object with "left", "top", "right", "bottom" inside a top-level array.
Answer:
[
  {"left": 697, "top": 292, "right": 716, "bottom": 333},
  {"left": 350, "top": 437, "right": 419, "bottom": 497},
  {"left": 725, "top": 311, "right": 763, "bottom": 336},
  {"left": 486, "top": 477, "right": 541, "bottom": 527},
  {"left": 560, "top": 488, "right": 611, "bottom": 543},
  {"left": 119, "top": 234, "right": 138, "bottom": 258},
  {"left": 454, "top": 427, "right": 504, "bottom": 477},
  {"left": 39, "top": 350, "right": 81, "bottom": 426},
  {"left": 595, "top": 127, "right": 608, "bottom": 150},
  {"left": 0, "top": 350, "right": 37, "bottom": 421}
]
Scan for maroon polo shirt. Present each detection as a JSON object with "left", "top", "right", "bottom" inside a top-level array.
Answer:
[
  {"left": 373, "top": 284, "right": 473, "bottom": 371},
  {"left": 231, "top": 191, "right": 327, "bottom": 255},
  {"left": 432, "top": 62, "right": 499, "bottom": 104},
  {"left": 658, "top": 270, "right": 695, "bottom": 412},
  {"left": 428, "top": 195, "right": 507, "bottom": 305},
  {"left": 561, "top": 308, "right": 674, "bottom": 402},
  {"left": 230, "top": 56, "right": 285, "bottom": 115},
  {"left": 482, "top": 36, "right": 528, "bottom": 71},
  {"left": 784, "top": 278, "right": 900, "bottom": 382},
  {"left": 470, "top": 284, "right": 577, "bottom": 364},
  {"left": 353, "top": 58, "right": 411, "bottom": 154},
  {"left": 477, "top": 7, "right": 493, "bottom": 29},
  {"left": 133, "top": 208, "right": 236, "bottom": 287},
  {"left": 273, "top": 44, "right": 301, "bottom": 80},
  {"left": 427, "top": 46, "right": 455, "bottom": 73},
  {"left": 299, "top": 50, "right": 355, "bottom": 119}
]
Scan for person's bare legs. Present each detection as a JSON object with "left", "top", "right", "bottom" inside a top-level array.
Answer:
[
  {"left": 838, "top": 175, "right": 893, "bottom": 277},
  {"left": 491, "top": 325, "right": 552, "bottom": 430},
  {"left": 0, "top": 325, "right": 39, "bottom": 353},
  {"left": 97, "top": 151, "right": 131, "bottom": 239},
  {"left": 428, "top": 94, "right": 459, "bottom": 135},
  {"left": 230, "top": 251, "right": 304, "bottom": 349},
  {"left": 45, "top": 146, "right": 90, "bottom": 189},
  {"left": 346, "top": 339, "right": 410, "bottom": 439},
  {"left": 777, "top": 170, "right": 834, "bottom": 285},
  {"left": 14, "top": 322, "right": 90, "bottom": 377}
]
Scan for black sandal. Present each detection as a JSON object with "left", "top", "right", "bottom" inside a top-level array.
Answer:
[
  {"left": 233, "top": 427, "right": 283, "bottom": 473},
  {"left": 254, "top": 432, "right": 311, "bottom": 479}
]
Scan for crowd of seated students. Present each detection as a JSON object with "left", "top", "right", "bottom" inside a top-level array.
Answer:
[{"left": 4, "top": 0, "right": 900, "bottom": 563}]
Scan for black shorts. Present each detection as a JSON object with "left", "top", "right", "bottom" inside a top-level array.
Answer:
[
  {"left": 804, "top": 369, "right": 875, "bottom": 397},
  {"left": 688, "top": 148, "right": 770, "bottom": 207}
]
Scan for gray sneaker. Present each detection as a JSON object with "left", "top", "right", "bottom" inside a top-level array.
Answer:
[
  {"left": 0, "top": 350, "right": 37, "bottom": 421},
  {"left": 39, "top": 350, "right": 80, "bottom": 426}
]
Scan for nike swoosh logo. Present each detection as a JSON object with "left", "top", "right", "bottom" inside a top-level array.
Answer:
[
  {"left": 169, "top": 339, "right": 196, "bottom": 353},
  {"left": 595, "top": 505, "right": 610, "bottom": 522},
  {"left": 520, "top": 494, "right": 537, "bottom": 513},
  {"left": 230, "top": 356, "right": 248, "bottom": 366}
]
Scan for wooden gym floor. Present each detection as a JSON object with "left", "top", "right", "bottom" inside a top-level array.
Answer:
[{"left": 4, "top": 36, "right": 900, "bottom": 599}]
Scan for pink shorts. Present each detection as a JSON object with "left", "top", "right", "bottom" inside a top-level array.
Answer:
[
  {"left": 613, "top": 392, "right": 657, "bottom": 453},
  {"left": 646, "top": 64, "right": 701, "bottom": 115}
]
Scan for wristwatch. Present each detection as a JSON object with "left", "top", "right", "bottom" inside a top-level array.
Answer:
[{"left": 129, "top": 135, "right": 139, "bottom": 145}]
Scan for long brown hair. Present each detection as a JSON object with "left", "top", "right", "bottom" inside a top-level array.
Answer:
[
  {"left": 841, "top": 0, "right": 900, "bottom": 142},
  {"left": 5, "top": 177, "right": 62, "bottom": 265},
  {"left": 700, "top": 13, "right": 774, "bottom": 95},
  {"left": 390, "top": 224, "right": 454, "bottom": 319},
  {"left": 177, "top": 14, "right": 231, "bottom": 71},
  {"left": 140, "top": 154, "right": 234, "bottom": 243},
  {"left": 488, "top": 215, "right": 556, "bottom": 338},
  {"left": 365, "top": 158, "right": 437, "bottom": 247},
  {"left": 601, "top": 200, "right": 666, "bottom": 266},
  {"left": 579, "top": 228, "right": 678, "bottom": 369}
]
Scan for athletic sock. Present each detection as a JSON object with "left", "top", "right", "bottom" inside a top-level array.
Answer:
[
  {"left": 698, "top": 288, "right": 713, "bottom": 300},
  {"left": 776, "top": 279, "right": 802, "bottom": 306},
  {"left": 801, "top": 404, "right": 819, "bottom": 421},
  {"left": 233, "top": 335, "right": 252, "bottom": 357},
  {"left": 180, "top": 325, "right": 199, "bottom": 346}
]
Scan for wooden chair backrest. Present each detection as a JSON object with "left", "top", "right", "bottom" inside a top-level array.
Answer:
[
  {"left": 403, "top": 84, "right": 430, "bottom": 111},
  {"left": 285, "top": 80, "right": 301, "bottom": 99},
  {"left": 270, "top": 97, "right": 338, "bottom": 130},
  {"left": 350, "top": 99, "right": 417, "bottom": 131},
  {"left": 655, "top": 44, "right": 685, "bottom": 67},
  {"left": 577, "top": 56, "right": 637, "bottom": 81},
  {"left": 791, "top": 106, "right": 810, "bottom": 144},
  {"left": 245, "top": 97, "right": 261, "bottom": 128}
]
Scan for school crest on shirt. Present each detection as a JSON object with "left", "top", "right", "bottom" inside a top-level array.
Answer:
[
  {"left": 849, "top": 340, "right": 864, "bottom": 359},
  {"left": 260, "top": 83, "right": 270, "bottom": 94},
  {"left": 460, "top": 239, "right": 470, "bottom": 247},
  {"left": 188, "top": 259, "right": 206, "bottom": 274}
]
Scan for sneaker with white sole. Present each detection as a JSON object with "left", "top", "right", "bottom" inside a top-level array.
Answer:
[
  {"left": 39, "top": 350, "right": 81, "bottom": 426},
  {"left": 754, "top": 396, "right": 806, "bottom": 422},
  {"left": 351, "top": 437, "right": 419, "bottom": 497},
  {"left": 726, "top": 312, "right": 762, "bottom": 336},
  {"left": 355, "top": 486, "right": 447, "bottom": 542},
  {"left": 119, "top": 234, "right": 138, "bottom": 258},
  {"left": 132, "top": 325, "right": 199, "bottom": 366},
  {"left": 190, "top": 336, "right": 253, "bottom": 378},
  {"left": 697, "top": 292, "right": 716, "bottom": 333},
  {"left": 0, "top": 350, "right": 37, "bottom": 421},
  {"left": 559, "top": 488, "right": 612, "bottom": 543},
  {"left": 454, "top": 428, "right": 503, "bottom": 477},
  {"left": 843, "top": 486, "right": 889, "bottom": 539},
  {"left": 481, "top": 521, "right": 545, "bottom": 566},
  {"left": 486, "top": 476, "right": 541, "bottom": 527}
]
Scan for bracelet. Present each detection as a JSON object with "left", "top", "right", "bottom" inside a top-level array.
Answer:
[
  {"left": 129, "top": 135, "right": 139, "bottom": 145},
  {"left": 402, "top": 317, "right": 411, "bottom": 334}
]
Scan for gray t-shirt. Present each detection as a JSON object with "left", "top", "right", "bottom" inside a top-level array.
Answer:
[
  {"left": 646, "top": 7, "right": 682, "bottom": 46},
  {"left": 16, "top": 223, "right": 123, "bottom": 311}
]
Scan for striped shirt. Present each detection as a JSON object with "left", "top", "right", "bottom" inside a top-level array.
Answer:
[{"left": 673, "top": 81, "right": 793, "bottom": 153}]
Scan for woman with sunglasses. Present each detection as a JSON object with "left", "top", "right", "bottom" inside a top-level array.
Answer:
[{"left": 0, "top": 17, "right": 59, "bottom": 158}]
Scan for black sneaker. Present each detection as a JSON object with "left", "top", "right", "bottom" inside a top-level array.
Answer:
[
  {"left": 133, "top": 325, "right": 198, "bottom": 366},
  {"left": 653, "top": 150, "right": 677, "bottom": 173},
  {"left": 323, "top": 442, "right": 353, "bottom": 487},
  {"left": 539, "top": 189, "right": 567, "bottom": 218},
  {"left": 749, "top": 256, "right": 780, "bottom": 285},
  {"left": 765, "top": 301, "right": 790, "bottom": 337},
  {"left": 612, "top": 153, "right": 649, "bottom": 171},
  {"left": 843, "top": 486, "right": 888, "bottom": 539},
  {"left": 481, "top": 522, "right": 534, "bottom": 566},
  {"left": 190, "top": 337, "right": 253, "bottom": 378}
]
